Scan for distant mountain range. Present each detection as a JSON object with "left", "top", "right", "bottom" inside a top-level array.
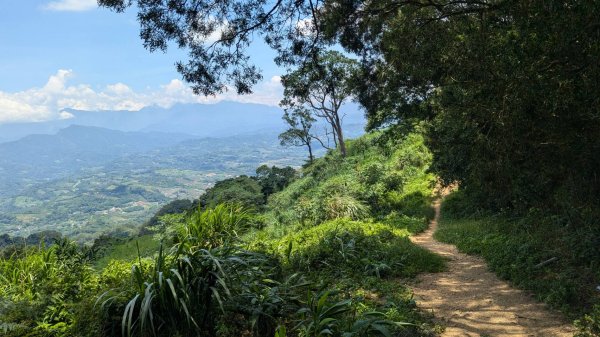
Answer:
[
  {"left": 0, "top": 125, "right": 195, "bottom": 183},
  {"left": 0, "top": 101, "right": 365, "bottom": 142},
  {"left": 0, "top": 101, "right": 365, "bottom": 186},
  {"left": 0, "top": 101, "right": 365, "bottom": 187}
]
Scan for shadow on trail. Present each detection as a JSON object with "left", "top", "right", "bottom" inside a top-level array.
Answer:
[{"left": 408, "top": 200, "right": 574, "bottom": 337}]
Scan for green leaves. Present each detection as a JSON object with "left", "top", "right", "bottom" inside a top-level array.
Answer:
[
  {"left": 178, "top": 204, "right": 252, "bottom": 250},
  {"left": 343, "top": 311, "right": 413, "bottom": 337},
  {"left": 197, "top": 176, "right": 265, "bottom": 211},
  {"left": 294, "top": 291, "right": 351, "bottom": 337},
  {"left": 0, "top": 240, "right": 98, "bottom": 337},
  {"left": 280, "top": 50, "right": 359, "bottom": 158}
]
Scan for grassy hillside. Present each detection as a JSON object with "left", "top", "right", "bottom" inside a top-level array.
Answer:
[
  {"left": 0, "top": 130, "right": 447, "bottom": 337},
  {"left": 261, "top": 132, "right": 435, "bottom": 234}
]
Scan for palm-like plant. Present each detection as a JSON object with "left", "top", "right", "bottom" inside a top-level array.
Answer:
[
  {"left": 103, "top": 204, "right": 266, "bottom": 337},
  {"left": 119, "top": 245, "right": 231, "bottom": 337},
  {"left": 294, "top": 291, "right": 351, "bottom": 337}
]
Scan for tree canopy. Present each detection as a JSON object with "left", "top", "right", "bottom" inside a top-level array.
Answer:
[
  {"left": 98, "top": 0, "right": 326, "bottom": 95},
  {"left": 330, "top": 1, "right": 600, "bottom": 212},
  {"left": 101, "top": 0, "right": 600, "bottom": 217},
  {"left": 255, "top": 164, "right": 297, "bottom": 197},
  {"left": 280, "top": 50, "right": 358, "bottom": 157},
  {"left": 196, "top": 175, "right": 265, "bottom": 209}
]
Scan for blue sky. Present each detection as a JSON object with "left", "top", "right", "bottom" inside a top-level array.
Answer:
[{"left": 0, "top": 0, "right": 283, "bottom": 124}]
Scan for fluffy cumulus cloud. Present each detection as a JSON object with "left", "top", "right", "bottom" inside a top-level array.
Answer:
[
  {"left": 43, "top": 0, "right": 98, "bottom": 11},
  {"left": 0, "top": 70, "right": 283, "bottom": 124}
]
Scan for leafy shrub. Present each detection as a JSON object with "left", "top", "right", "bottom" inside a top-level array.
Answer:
[
  {"left": 575, "top": 305, "right": 600, "bottom": 337},
  {"left": 294, "top": 290, "right": 351, "bottom": 337},
  {"left": 196, "top": 176, "right": 265, "bottom": 210},
  {"left": 255, "top": 165, "right": 297, "bottom": 198},
  {"left": 262, "top": 219, "right": 444, "bottom": 278},
  {"left": 0, "top": 240, "right": 99, "bottom": 337},
  {"left": 358, "top": 162, "right": 384, "bottom": 185},
  {"left": 381, "top": 212, "right": 428, "bottom": 234}
]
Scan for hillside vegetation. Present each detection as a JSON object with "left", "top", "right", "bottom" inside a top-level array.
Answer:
[{"left": 0, "top": 130, "right": 446, "bottom": 337}]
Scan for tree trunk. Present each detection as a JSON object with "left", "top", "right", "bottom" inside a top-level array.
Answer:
[
  {"left": 333, "top": 113, "right": 346, "bottom": 157},
  {"left": 338, "top": 132, "right": 346, "bottom": 157},
  {"left": 307, "top": 142, "right": 314, "bottom": 163}
]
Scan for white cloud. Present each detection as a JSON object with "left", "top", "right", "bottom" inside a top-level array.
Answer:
[
  {"left": 59, "top": 111, "right": 75, "bottom": 120},
  {"left": 0, "top": 70, "right": 283, "bottom": 124},
  {"left": 43, "top": 69, "right": 72, "bottom": 93},
  {"left": 43, "top": 0, "right": 98, "bottom": 12},
  {"left": 270, "top": 75, "right": 282, "bottom": 84},
  {"left": 163, "top": 79, "right": 187, "bottom": 94},
  {"left": 106, "top": 83, "right": 133, "bottom": 95},
  {"left": 0, "top": 94, "right": 50, "bottom": 122}
]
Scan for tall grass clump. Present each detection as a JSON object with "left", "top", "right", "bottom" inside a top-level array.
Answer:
[
  {"left": 0, "top": 239, "right": 99, "bottom": 337},
  {"left": 100, "top": 204, "right": 381, "bottom": 337}
]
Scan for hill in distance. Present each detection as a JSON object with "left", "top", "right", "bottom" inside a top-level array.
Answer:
[
  {"left": 0, "top": 125, "right": 195, "bottom": 183},
  {"left": 0, "top": 101, "right": 365, "bottom": 142}
]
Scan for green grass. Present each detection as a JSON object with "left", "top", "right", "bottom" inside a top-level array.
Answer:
[
  {"left": 249, "top": 218, "right": 446, "bottom": 279},
  {"left": 94, "top": 234, "right": 160, "bottom": 269}
]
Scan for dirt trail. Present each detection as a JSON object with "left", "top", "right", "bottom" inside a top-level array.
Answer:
[{"left": 409, "top": 200, "right": 575, "bottom": 337}]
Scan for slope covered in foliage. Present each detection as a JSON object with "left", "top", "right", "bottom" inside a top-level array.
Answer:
[{"left": 0, "top": 130, "right": 445, "bottom": 337}]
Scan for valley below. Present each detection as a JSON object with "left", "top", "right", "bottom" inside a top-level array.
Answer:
[
  {"left": 0, "top": 102, "right": 365, "bottom": 243},
  {"left": 0, "top": 131, "right": 309, "bottom": 242}
]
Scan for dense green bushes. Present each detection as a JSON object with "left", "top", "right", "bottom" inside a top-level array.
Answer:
[
  {"left": 253, "top": 219, "right": 444, "bottom": 279},
  {"left": 197, "top": 175, "right": 265, "bottom": 209},
  {"left": 0, "top": 240, "right": 99, "bottom": 337},
  {"left": 195, "top": 166, "right": 298, "bottom": 212}
]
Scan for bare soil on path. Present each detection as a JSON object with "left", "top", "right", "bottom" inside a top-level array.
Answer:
[{"left": 409, "top": 200, "right": 575, "bottom": 337}]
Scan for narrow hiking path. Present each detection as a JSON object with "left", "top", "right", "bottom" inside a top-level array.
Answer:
[{"left": 409, "top": 199, "right": 575, "bottom": 337}]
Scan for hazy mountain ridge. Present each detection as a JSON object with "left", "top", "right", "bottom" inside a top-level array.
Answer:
[
  {"left": 0, "top": 101, "right": 364, "bottom": 142},
  {"left": 0, "top": 125, "right": 196, "bottom": 184}
]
